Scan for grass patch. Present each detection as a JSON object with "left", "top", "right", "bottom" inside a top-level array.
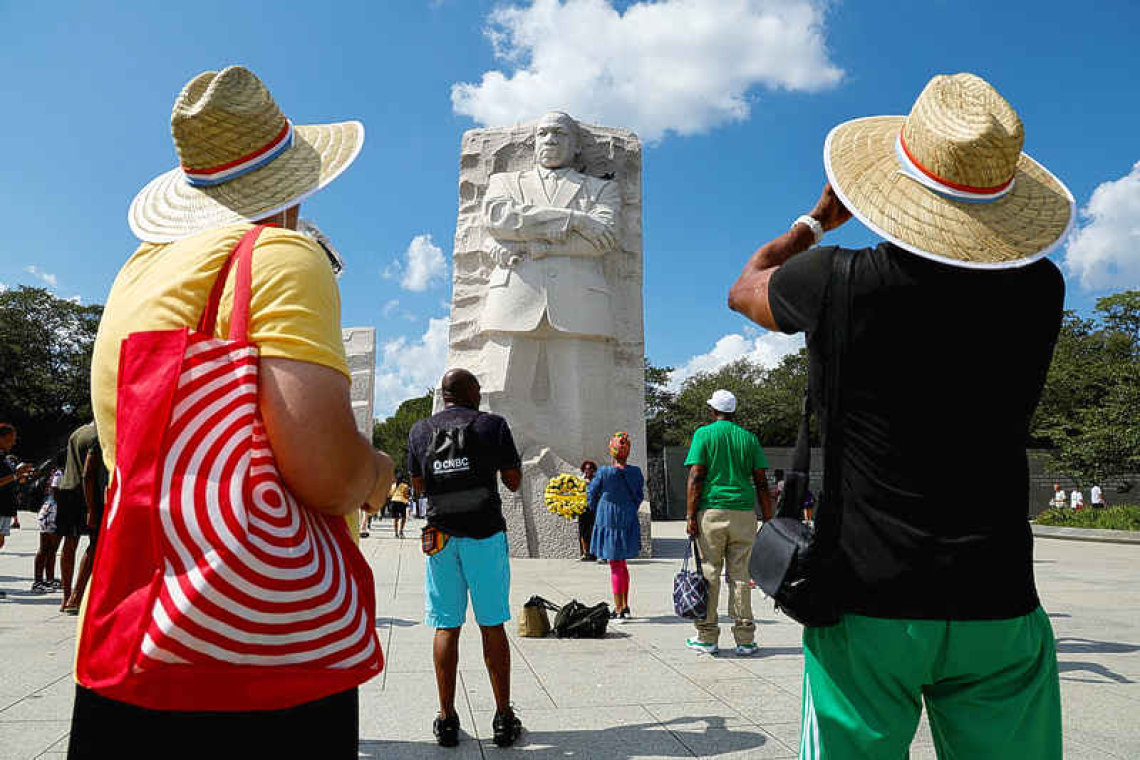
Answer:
[{"left": 1034, "top": 505, "right": 1140, "bottom": 531}]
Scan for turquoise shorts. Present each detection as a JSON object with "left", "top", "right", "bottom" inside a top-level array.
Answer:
[{"left": 424, "top": 531, "right": 511, "bottom": 629}]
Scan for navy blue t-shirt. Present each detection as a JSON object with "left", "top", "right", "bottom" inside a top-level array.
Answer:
[
  {"left": 0, "top": 456, "right": 17, "bottom": 517},
  {"left": 407, "top": 406, "right": 521, "bottom": 539},
  {"left": 769, "top": 242, "right": 1064, "bottom": 620}
]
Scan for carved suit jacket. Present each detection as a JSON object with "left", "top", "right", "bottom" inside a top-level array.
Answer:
[{"left": 480, "top": 167, "right": 619, "bottom": 339}]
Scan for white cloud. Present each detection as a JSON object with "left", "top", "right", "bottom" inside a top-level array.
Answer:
[
  {"left": 669, "top": 329, "right": 804, "bottom": 389},
  {"left": 384, "top": 234, "right": 448, "bottom": 292},
  {"left": 24, "top": 265, "right": 57, "bottom": 287},
  {"left": 1063, "top": 161, "right": 1140, "bottom": 290},
  {"left": 0, "top": 282, "right": 7, "bottom": 293},
  {"left": 452, "top": 0, "right": 843, "bottom": 143},
  {"left": 374, "top": 317, "right": 451, "bottom": 417},
  {"left": 382, "top": 299, "right": 400, "bottom": 317}
]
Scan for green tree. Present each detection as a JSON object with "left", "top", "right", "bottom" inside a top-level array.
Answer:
[
  {"left": 372, "top": 390, "right": 434, "bottom": 478},
  {"left": 0, "top": 286, "right": 103, "bottom": 459},
  {"left": 1032, "top": 291, "right": 1140, "bottom": 485},
  {"left": 666, "top": 350, "right": 808, "bottom": 448},
  {"left": 644, "top": 357, "right": 674, "bottom": 455}
]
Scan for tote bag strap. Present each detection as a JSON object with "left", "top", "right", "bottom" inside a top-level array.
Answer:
[
  {"left": 196, "top": 225, "right": 270, "bottom": 340},
  {"left": 814, "top": 247, "right": 854, "bottom": 549}
]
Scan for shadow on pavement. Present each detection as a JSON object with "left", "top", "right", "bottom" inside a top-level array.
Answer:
[
  {"left": 1058, "top": 662, "right": 1133, "bottom": 684},
  {"left": 359, "top": 715, "right": 771, "bottom": 759},
  {"left": 1055, "top": 638, "right": 1138, "bottom": 684},
  {"left": 376, "top": 617, "right": 420, "bottom": 628},
  {"left": 1055, "top": 637, "right": 1139, "bottom": 655}
]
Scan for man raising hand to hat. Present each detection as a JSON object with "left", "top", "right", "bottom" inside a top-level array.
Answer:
[{"left": 729, "top": 73, "right": 1071, "bottom": 759}]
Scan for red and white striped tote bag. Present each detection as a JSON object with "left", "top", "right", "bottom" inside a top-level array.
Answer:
[{"left": 77, "top": 226, "right": 382, "bottom": 711}]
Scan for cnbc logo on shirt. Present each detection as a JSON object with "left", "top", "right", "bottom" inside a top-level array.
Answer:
[{"left": 434, "top": 457, "right": 471, "bottom": 474}]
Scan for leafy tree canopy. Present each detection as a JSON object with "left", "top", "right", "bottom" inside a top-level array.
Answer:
[
  {"left": 1031, "top": 290, "right": 1139, "bottom": 485},
  {"left": 372, "top": 390, "right": 434, "bottom": 481},
  {"left": 0, "top": 286, "right": 102, "bottom": 460},
  {"left": 657, "top": 349, "right": 808, "bottom": 449}
]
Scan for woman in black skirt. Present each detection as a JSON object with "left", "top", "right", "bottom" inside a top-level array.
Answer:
[{"left": 577, "top": 460, "right": 598, "bottom": 561}]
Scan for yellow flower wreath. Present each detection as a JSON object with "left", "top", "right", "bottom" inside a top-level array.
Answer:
[{"left": 543, "top": 473, "right": 588, "bottom": 520}]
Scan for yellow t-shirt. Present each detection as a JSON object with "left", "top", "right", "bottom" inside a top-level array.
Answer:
[
  {"left": 91, "top": 223, "right": 350, "bottom": 474},
  {"left": 390, "top": 482, "right": 411, "bottom": 503}
]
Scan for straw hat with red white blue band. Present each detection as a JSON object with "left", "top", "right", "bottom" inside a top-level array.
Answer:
[
  {"left": 128, "top": 66, "right": 363, "bottom": 243},
  {"left": 823, "top": 73, "right": 1075, "bottom": 268}
]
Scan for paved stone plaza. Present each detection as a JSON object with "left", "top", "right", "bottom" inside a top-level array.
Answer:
[{"left": 1, "top": 519, "right": 1137, "bottom": 759}]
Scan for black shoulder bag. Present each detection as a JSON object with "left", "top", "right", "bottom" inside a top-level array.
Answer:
[{"left": 749, "top": 248, "right": 853, "bottom": 627}]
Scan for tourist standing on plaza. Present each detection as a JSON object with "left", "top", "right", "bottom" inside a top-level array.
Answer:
[
  {"left": 32, "top": 453, "right": 65, "bottom": 593},
  {"left": 1090, "top": 483, "right": 1105, "bottom": 509},
  {"left": 1070, "top": 488, "right": 1085, "bottom": 510},
  {"left": 683, "top": 390, "right": 772, "bottom": 656},
  {"left": 0, "top": 423, "right": 35, "bottom": 599},
  {"left": 55, "top": 422, "right": 96, "bottom": 613},
  {"left": 389, "top": 477, "right": 412, "bottom": 538},
  {"left": 578, "top": 460, "right": 598, "bottom": 561},
  {"left": 60, "top": 430, "right": 108, "bottom": 614},
  {"left": 69, "top": 66, "right": 393, "bottom": 759},
  {"left": 588, "top": 435, "right": 644, "bottom": 619},
  {"left": 407, "top": 368, "right": 524, "bottom": 748},
  {"left": 728, "top": 73, "right": 1071, "bottom": 758},
  {"left": 1051, "top": 483, "right": 1067, "bottom": 510}
]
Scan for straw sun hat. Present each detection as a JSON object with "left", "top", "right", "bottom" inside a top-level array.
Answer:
[
  {"left": 824, "top": 72, "right": 1074, "bottom": 268},
  {"left": 128, "top": 66, "right": 363, "bottom": 242}
]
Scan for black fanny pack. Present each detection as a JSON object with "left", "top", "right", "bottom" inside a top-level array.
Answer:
[{"left": 750, "top": 248, "right": 853, "bottom": 628}]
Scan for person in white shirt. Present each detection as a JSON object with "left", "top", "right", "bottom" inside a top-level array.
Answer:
[
  {"left": 1090, "top": 484, "right": 1105, "bottom": 509},
  {"left": 1070, "top": 490, "right": 1084, "bottom": 510},
  {"left": 1050, "top": 484, "right": 1066, "bottom": 510}
]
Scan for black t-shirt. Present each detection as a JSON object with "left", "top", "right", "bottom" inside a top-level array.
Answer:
[
  {"left": 769, "top": 242, "right": 1064, "bottom": 620},
  {"left": 407, "top": 406, "right": 521, "bottom": 539},
  {"left": 0, "top": 456, "right": 17, "bottom": 517}
]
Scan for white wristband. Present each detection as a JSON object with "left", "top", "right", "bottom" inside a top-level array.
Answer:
[{"left": 793, "top": 215, "right": 824, "bottom": 246}]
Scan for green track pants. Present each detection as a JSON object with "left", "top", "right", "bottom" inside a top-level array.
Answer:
[{"left": 800, "top": 607, "right": 1061, "bottom": 759}]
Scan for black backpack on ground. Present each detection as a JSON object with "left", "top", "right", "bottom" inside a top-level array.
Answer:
[
  {"left": 552, "top": 600, "right": 610, "bottom": 638},
  {"left": 423, "top": 414, "right": 494, "bottom": 515}
]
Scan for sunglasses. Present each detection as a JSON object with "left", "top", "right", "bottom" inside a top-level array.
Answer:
[{"left": 298, "top": 218, "right": 344, "bottom": 277}]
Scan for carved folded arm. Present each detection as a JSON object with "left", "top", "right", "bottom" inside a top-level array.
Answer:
[{"left": 483, "top": 175, "right": 572, "bottom": 243}]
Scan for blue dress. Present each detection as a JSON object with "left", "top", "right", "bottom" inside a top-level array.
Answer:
[{"left": 588, "top": 465, "right": 644, "bottom": 561}]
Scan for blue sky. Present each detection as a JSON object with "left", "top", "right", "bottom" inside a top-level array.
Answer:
[{"left": 2, "top": 0, "right": 1138, "bottom": 417}]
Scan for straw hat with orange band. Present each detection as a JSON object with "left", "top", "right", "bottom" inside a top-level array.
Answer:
[
  {"left": 822, "top": 72, "right": 1074, "bottom": 268},
  {"left": 128, "top": 65, "right": 363, "bottom": 242}
]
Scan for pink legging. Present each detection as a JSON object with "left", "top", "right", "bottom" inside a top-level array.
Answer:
[{"left": 610, "top": 560, "right": 630, "bottom": 594}]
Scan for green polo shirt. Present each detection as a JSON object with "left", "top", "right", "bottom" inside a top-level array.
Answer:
[{"left": 685, "top": 420, "right": 769, "bottom": 511}]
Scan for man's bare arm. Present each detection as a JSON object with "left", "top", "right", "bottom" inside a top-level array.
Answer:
[
  {"left": 501, "top": 468, "right": 522, "bottom": 492},
  {"left": 752, "top": 468, "right": 773, "bottom": 521},
  {"left": 686, "top": 464, "right": 707, "bottom": 537},
  {"left": 727, "top": 184, "right": 852, "bottom": 330},
  {"left": 260, "top": 357, "right": 394, "bottom": 517}
]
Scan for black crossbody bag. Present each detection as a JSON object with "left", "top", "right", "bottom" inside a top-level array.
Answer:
[{"left": 749, "top": 248, "right": 853, "bottom": 627}]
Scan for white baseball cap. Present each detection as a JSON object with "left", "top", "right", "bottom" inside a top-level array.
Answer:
[{"left": 707, "top": 389, "right": 737, "bottom": 413}]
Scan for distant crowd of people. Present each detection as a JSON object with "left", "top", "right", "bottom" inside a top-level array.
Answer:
[{"left": 1051, "top": 482, "right": 1107, "bottom": 511}]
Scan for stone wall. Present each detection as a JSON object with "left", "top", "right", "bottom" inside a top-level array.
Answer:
[
  {"left": 341, "top": 327, "right": 375, "bottom": 438},
  {"left": 655, "top": 445, "right": 1133, "bottom": 518}
]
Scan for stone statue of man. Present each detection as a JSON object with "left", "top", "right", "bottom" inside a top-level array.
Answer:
[{"left": 478, "top": 111, "right": 621, "bottom": 463}]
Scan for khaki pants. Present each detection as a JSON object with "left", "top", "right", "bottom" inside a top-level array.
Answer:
[{"left": 695, "top": 509, "right": 758, "bottom": 646}]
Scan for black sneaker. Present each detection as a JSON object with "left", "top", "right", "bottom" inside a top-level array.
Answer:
[
  {"left": 492, "top": 708, "right": 523, "bottom": 747},
  {"left": 620, "top": 607, "right": 631, "bottom": 620},
  {"left": 433, "top": 712, "right": 460, "bottom": 747}
]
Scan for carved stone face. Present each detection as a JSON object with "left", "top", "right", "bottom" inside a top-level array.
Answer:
[{"left": 534, "top": 112, "right": 578, "bottom": 169}]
